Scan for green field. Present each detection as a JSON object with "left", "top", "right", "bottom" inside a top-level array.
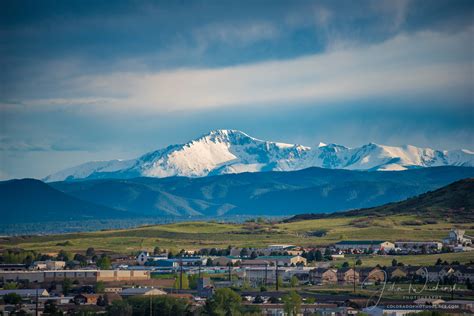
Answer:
[{"left": 1, "top": 215, "right": 473, "bottom": 266}]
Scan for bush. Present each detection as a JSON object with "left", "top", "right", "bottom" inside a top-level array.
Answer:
[
  {"left": 3, "top": 293, "right": 22, "bottom": 305},
  {"left": 307, "top": 229, "right": 327, "bottom": 237},
  {"left": 94, "top": 281, "right": 105, "bottom": 293},
  {"left": 107, "top": 300, "right": 132, "bottom": 316},
  {"left": 127, "top": 296, "right": 190, "bottom": 315},
  {"left": 401, "top": 220, "right": 424, "bottom": 226}
]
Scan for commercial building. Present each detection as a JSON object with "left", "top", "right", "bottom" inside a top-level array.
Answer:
[
  {"left": 256, "top": 255, "right": 307, "bottom": 266},
  {"left": 0, "top": 270, "right": 150, "bottom": 285},
  {"left": 335, "top": 240, "right": 395, "bottom": 252},
  {"left": 394, "top": 241, "right": 442, "bottom": 252},
  {"left": 0, "top": 289, "right": 49, "bottom": 298},
  {"left": 443, "top": 229, "right": 472, "bottom": 246},
  {"left": 32, "top": 260, "right": 66, "bottom": 270}
]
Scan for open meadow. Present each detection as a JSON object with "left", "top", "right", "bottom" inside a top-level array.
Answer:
[{"left": 1, "top": 215, "right": 473, "bottom": 266}]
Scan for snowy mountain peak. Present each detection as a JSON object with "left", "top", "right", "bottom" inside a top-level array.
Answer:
[
  {"left": 43, "top": 131, "right": 474, "bottom": 182},
  {"left": 197, "top": 129, "right": 258, "bottom": 144}
]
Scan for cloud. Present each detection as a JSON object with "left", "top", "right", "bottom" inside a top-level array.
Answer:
[
  {"left": 370, "top": 0, "right": 411, "bottom": 31},
  {"left": 193, "top": 20, "right": 279, "bottom": 48},
  {"left": 15, "top": 29, "right": 471, "bottom": 113}
]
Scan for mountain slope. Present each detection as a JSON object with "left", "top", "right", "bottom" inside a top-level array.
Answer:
[
  {"left": 43, "top": 130, "right": 474, "bottom": 181},
  {"left": 0, "top": 179, "right": 130, "bottom": 223},
  {"left": 50, "top": 166, "right": 474, "bottom": 217},
  {"left": 286, "top": 178, "right": 474, "bottom": 222},
  {"left": 50, "top": 179, "right": 236, "bottom": 217}
]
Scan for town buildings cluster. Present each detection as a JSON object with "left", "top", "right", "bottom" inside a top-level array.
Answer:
[{"left": 1, "top": 229, "right": 473, "bottom": 315}]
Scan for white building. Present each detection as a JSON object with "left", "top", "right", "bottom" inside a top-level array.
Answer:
[
  {"left": 136, "top": 251, "right": 168, "bottom": 265},
  {"left": 32, "top": 260, "right": 66, "bottom": 270},
  {"left": 443, "top": 229, "right": 472, "bottom": 246},
  {"left": 335, "top": 240, "right": 395, "bottom": 252}
]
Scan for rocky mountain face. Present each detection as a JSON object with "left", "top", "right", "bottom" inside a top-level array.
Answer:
[{"left": 44, "top": 129, "right": 474, "bottom": 182}]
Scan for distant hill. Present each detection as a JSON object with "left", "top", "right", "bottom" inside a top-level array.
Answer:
[
  {"left": 50, "top": 166, "right": 474, "bottom": 217},
  {"left": 0, "top": 179, "right": 130, "bottom": 223},
  {"left": 1, "top": 168, "right": 473, "bottom": 225},
  {"left": 286, "top": 178, "right": 474, "bottom": 222}
]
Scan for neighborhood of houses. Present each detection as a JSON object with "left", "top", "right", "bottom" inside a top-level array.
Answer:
[{"left": 1, "top": 228, "right": 473, "bottom": 315}]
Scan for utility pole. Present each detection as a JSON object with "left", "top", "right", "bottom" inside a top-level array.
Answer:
[
  {"left": 35, "top": 288, "right": 38, "bottom": 316},
  {"left": 179, "top": 258, "right": 183, "bottom": 290},
  {"left": 353, "top": 261, "right": 356, "bottom": 293},
  {"left": 150, "top": 294, "right": 153, "bottom": 316},
  {"left": 198, "top": 261, "right": 202, "bottom": 278},
  {"left": 275, "top": 261, "right": 279, "bottom": 291},
  {"left": 228, "top": 263, "right": 232, "bottom": 282},
  {"left": 264, "top": 262, "right": 268, "bottom": 287}
]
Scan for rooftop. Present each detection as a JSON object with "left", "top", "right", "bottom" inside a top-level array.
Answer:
[
  {"left": 258, "top": 255, "right": 300, "bottom": 259},
  {"left": 336, "top": 240, "right": 387, "bottom": 245}
]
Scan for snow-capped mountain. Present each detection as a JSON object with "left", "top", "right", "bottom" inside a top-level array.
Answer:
[{"left": 43, "top": 129, "right": 474, "bottom": 182}]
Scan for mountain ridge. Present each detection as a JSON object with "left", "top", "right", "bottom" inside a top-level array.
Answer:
[
  {"left": 2, "top": 166, "right": 473, "bottom": 223},
  {"left": 0, "top": 178, "right": 130, "bottom": 223},
  {"left": 285, "top": 177, "right": 474, "bottom": 222},
  {"left": 43, "top": 130, "right": 474, "bottom": 182},
  {"left": 50, "top": 166, "right": 474, "bottom": 217}
]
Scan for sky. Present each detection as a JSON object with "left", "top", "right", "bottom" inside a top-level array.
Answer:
[{"left": 0, "top": 0, "right": 473, "bottom": 180}]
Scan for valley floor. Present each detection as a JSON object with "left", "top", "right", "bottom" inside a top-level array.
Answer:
[{"left": 1, "top": 215, "right": 474, "bottom": 266}]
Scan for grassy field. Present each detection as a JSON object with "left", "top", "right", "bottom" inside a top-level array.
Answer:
[{"left": 1, "top": 215, "right": 473, "bottom": 266}]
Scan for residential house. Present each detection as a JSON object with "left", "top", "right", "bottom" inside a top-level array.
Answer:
[
  {"left": 385, "top": 267, "right": 408, "bottom": 281},
  {"left": 310, "top": 268, "right": 338, "bottom": 285},
  {"left": 286, "top": 268, "right": 311, "bottom": 282},
  {"left": 359, "top": 267, "right": 385, "bottom": 283},
  {"left": 451, "top": 266, "right": 474, "bottom": 282},
  {"left": 415, "top": 266, "right": 455, "bottom": 282},
  {"left": 337, "top": 268, "right": 359, "bottom": 284},
  {"left": 73, "top": 294, "right": 101, "bottom": 305}
]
